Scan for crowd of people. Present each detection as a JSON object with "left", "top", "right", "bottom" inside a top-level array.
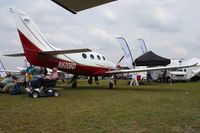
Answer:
[
  {"left": 0, "top": 65, "right": 58, "bottom": 94},
  {"left": 0, "top": 72, "right": 19, "bottom": 93}
]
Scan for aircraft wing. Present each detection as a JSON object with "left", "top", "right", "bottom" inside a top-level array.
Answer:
[
  {"left": 105, "top": 63, "right": 198, "bottom": 74},
  {"left": 39, "top": 48, "right": 92, "bottom": 55},
  {"left": 51, "top": 0, "right": 116, "bottom": 14}
]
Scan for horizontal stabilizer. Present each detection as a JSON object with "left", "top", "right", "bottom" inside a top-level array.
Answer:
[
  {"left": 4, "top": 53, "right": 25, "bottom": 57},
  {"left": 39, "top": 48, "right": 92, "bottom": 55},
  {"left": 52, "top": 0, "right": 116, "bottom": 14}
]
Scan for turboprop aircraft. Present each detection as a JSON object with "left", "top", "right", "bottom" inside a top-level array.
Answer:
[{"left": 5, "top": 8, "right": 196, "bottom": 88}]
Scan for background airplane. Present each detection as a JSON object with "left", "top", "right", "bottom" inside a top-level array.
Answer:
[{"left": 4, "top": 8, "right": 196, "bottom": 88}]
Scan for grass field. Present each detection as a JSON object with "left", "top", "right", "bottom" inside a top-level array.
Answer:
[{"left": 0, "top": 80, "right": 199, "bottom": 133}]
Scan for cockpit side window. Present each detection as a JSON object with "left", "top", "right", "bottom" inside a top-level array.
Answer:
[
  {"left": 90, "top": 54, "right": 94, "bottom": 59},
  {"left": 97, "top": 55, "right": 101, "bottom": 60},
  {"left": 82, "top": 53, "right": 87, "bottom": 59},
  {"left": 102, "top": 56, "right": 106, "bottom": 60}
]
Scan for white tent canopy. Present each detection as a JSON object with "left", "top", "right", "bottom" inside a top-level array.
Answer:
[{"left": 182, "top": 57, "right": 200, "bottom": 79}]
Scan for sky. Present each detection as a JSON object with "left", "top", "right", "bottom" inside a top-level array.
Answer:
[{"left": 1, "top": 0, "right": 200, "bottom": 70}]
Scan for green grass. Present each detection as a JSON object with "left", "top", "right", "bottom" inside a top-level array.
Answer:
[{"left": 0, "top": 80, "right": 200, "bottom": 133}]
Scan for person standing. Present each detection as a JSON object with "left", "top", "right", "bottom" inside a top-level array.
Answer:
[{"left": 130, "top": 73, "right": 139, "bottom": 86}]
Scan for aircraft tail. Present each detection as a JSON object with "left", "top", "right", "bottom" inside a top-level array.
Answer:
[{"left": 9, "top": 8, "right": 58, "bottom": 64}]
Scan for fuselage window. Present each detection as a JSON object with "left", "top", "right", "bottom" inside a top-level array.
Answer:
[
  {"left": 97, "top": 55, "right": 101, "bottom": 60},
  {"left": 82, "top": 53, "right": 87, "bottom": 59},
  {"left": 90, "top": 54, "right": 94, "bottom": 59},
  {"left": 103, "top": 56, "right": 106, "bottom": 60}
]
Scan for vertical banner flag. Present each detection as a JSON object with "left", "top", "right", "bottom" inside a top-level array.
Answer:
[
  {"left": 137, "top": 38, "right": 147, "bottom": 54},
  {"left": 0, "top": 60, "right": 7, "bottom": 77},
  {"left": 116, "top": 37, "right": 134, "bottom": 69}
]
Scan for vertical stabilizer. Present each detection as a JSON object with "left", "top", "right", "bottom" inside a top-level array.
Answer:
[{"left": 9, "top": 8, "right": 57, "bottom": 52}]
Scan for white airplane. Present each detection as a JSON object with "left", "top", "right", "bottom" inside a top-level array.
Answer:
[{"left": 4, "top": 8, "right": 196, "bottom": 88}]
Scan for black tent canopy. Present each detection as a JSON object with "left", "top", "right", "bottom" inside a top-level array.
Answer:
[{"left": 135, "top": 51, "right": 170, "bottom": 66}]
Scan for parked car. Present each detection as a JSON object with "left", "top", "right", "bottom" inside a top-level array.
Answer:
[{"left": 166, "top": 68, "right": 188, "bottom": 82}]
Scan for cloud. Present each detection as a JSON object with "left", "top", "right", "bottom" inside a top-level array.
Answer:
[
  {"left": 46, "top": 33, "right": 83, "bottom": 48},
  {"left": 102, "top": 9, "right": 118, "bottom": 22},
  {"left": 89, "top": 26, "right": 115, "bottom": 42},
  {"left": 153, "top": 7, "right": 173, "bottom": 25}
]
